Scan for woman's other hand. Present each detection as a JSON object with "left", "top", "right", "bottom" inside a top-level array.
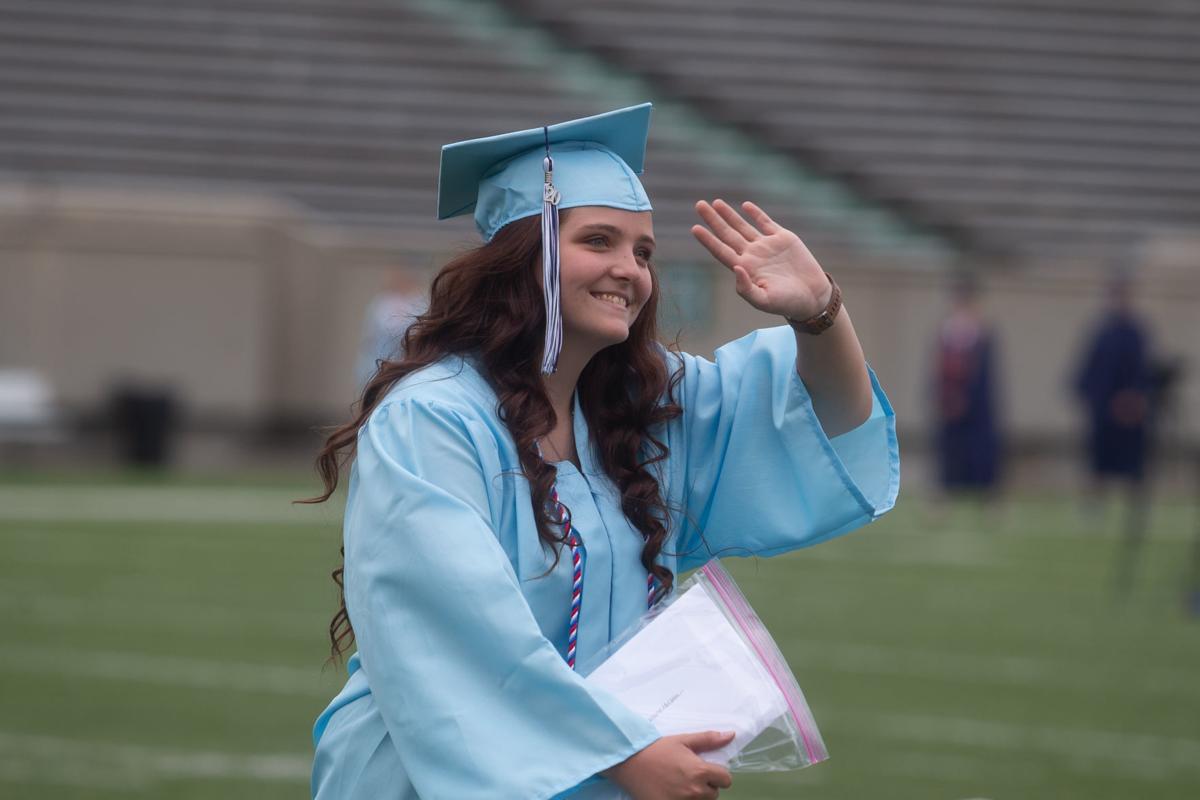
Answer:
[
  {"left": 603, "top": 730, "right": 735, "bottom": 799},
  {"left": 692, "top": 199, "right": 831, "bottom": 321}
]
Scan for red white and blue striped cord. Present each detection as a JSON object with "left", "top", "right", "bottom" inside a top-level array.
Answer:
[{"left": 549, "top": 485, "right": 656, "bottom": 670}]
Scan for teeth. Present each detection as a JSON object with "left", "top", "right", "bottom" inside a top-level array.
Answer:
[{"left": 593, "top": 292, "right": 628, "bottom": 308}]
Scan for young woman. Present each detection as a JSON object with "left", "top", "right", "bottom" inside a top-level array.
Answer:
[{"left": 308, "top": 105, "right": 899, "bottom": 800}]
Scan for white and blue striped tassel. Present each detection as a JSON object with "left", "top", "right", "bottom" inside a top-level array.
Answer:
[{"left": 540, "top": 151, "right": 562, "bottom": 375}]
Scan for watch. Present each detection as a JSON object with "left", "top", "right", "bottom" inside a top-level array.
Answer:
[{"left": 785, "top": 272, "right": 842, "bottom": 335}]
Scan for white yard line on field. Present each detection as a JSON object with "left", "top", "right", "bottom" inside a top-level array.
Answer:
[
  {"left": 0, "top": 751, "right": 150, "bottom": 791},
  {"left": 794, "top": 640, "right": 1200, "bottom": 699},
  {"left": 0, "top": 589, "right": 318, "bottom": 638},
  {"left": 843, "top": 711, "right": 1200, "bottom": 781},
  {"left": 0, "top": 485, "right": 338, "bottom": 526},
  {"left": 0, "top": 731, "right": 308, "bottom": 790},
  {"left": 873, "top": 748, "right": 1044, "bottom": 785},
  {"left": 0, "top": 644, "right": 336, "bottom": 697}
]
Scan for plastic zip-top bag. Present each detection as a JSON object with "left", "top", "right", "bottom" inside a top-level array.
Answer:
[{"left": 581, "top": 560, "right": 828, "bottom": 774}]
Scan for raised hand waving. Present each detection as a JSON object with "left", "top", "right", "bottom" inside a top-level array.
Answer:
[{"left": 691, "top": 199, "right": 832, "bottom": 321}]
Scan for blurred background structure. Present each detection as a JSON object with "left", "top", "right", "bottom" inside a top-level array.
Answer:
[
  {"left": 0, "top": 0, "right": 1196, "bottom": 484},
  {"left": 1, "top": 2, "right": 1198, "bottom": 799}
]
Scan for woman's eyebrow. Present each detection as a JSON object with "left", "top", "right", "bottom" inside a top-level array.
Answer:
[{"left": 577, "top": 223, "right": 656, "bottom": 248}]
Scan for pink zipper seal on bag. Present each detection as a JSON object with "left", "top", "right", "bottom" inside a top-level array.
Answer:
[{"left": 700, "top": 560, "right": 829, "bottom": 766}]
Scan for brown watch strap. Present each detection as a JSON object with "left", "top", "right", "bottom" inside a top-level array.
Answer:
[{"left": 786, "top": 272, "right": 842, "bottom": 335}]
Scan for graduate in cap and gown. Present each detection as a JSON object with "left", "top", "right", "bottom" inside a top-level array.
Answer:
[
  {"left": 931, "top": 275, "right": 1002, "bottom": 497},
  {"left": 307, "top": 104, "right": 900, "bottom": 800},
  {"left": 1073, "top": 273, "right": 1152, "bottom": 486}
]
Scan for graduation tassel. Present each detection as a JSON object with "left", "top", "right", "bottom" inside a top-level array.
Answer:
[
  {"left": 540, "top": 127, "right": 562, "bottom": 375},
  {"left": 547, "top": 485, "right": 583, "bottom": 669},
  {"left": 567, "top": 535, "right": 583, "bottom": 668}
]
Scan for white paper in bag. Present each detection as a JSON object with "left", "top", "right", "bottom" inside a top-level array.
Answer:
[{"left": 586, "top": 581, "right": 789, "bottom": 765}]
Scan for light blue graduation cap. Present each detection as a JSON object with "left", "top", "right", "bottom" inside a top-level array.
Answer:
[{"left": 437, "top": 104, "right": 654, "bottom": 374}]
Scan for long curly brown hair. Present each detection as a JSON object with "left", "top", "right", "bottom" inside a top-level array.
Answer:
[{"left": 302, "top": 213, "right": 684, "bottom": 663}]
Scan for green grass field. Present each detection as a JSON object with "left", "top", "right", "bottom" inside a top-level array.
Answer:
[{"left": 1, "top": 475, "right": 1198, "bottom": 799}]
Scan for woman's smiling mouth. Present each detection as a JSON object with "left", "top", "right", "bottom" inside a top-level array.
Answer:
[{"left": 591, "top": 292, "right": 630, "bottom": 309}]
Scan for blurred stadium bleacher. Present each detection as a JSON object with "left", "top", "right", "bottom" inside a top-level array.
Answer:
[
  {"left": 0, "top": 0, "right": 1197, "bottom": 470},
  {"left": 502, "top": 0, "right": 1200, "bottom": 261},
  {"left": 0, "top": 0, "right": 955, "bottom": 259}
]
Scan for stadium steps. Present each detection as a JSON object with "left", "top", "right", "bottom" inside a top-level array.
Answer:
[
  {"left": 501, "top": 0, "right": 1200, "bottom": 261},
  {"left": 0, "top": 0, "right": 956, "bottom": 264}
]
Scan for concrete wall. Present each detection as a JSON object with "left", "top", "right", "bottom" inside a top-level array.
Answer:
[
  {"left": 2, "top": 183, "right": 1197, "bottom": 449},
  {"left": 0, "top": 183, "right": 454, "bottom": 429}
]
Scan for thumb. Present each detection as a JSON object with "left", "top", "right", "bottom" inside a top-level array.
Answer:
[
  {"left": 731, "top": 265, "right": 756, "bottom": 296},
  {"left": 732, "top": 266, "right": 769, "bottom": 308},
  {"left": 679, "top": 730, "right": 736, "bottom": 754}
]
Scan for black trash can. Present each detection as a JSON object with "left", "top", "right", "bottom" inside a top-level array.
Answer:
[{"left": 111, "top": 385, "right": 178, "bottom": 467}]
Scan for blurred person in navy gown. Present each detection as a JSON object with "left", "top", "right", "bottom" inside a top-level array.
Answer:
[
  {"left": 932, "top": 274, "right": 1002, "bottom": 501},
  {"left": 1072, "top": 272, "right": 1151, "bottom": 494}
]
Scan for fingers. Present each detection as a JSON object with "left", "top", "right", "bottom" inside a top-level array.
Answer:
[
  {"left": 704, "top": 764, "right": 734, "bottom": 790},
  {"left": 676, "top": 732, "right": 735, "bottom": 798},
  {"left": 741, "top": 200, "right": 781, "bottom": 234},
  {"left": 694, "top": 198, "right": 766, "bottom": 259},
  {"left": 680, "top": 730, "right": 736, "bottom": 753},
  {"left": 712, "top": 198, "right": 760, "bottom": 242},
  {"left": 690, "top": 223, "right": 740, "bottom": 270},
  {"left": 693, "top": 199, "right": 782, "bottom": 267},
  {"left": 694, "top": 200, "right": 747, "bottom": 254}
]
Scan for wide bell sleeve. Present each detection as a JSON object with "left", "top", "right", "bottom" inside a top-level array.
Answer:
[
  {"left": 344, "top": 397, "right": 659, "bottom": 799},
  {"left": 669, "top": 326, "right": 900, "bottom": 572}
]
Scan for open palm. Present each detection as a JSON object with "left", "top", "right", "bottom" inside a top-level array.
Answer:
[{"left": 691, "top": 199, "right": 831, "bottom": 320}]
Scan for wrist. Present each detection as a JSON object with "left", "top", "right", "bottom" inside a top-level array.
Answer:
[
  {"left": 601, "top": 750, "right": 638, "bottom": 787},
  {"left": 785, "top": 272, "right": 842, "bottom": 335}
]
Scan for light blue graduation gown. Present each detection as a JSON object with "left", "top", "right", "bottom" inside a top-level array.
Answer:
[{"left": 311, "top": 326, "right": 899, "bottom": 799}]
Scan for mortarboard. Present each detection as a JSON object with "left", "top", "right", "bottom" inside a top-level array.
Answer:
[{"left": 437, "top": 104, "right": 654, "bottom": 374}]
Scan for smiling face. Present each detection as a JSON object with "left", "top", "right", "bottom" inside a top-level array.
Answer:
[{"left": 556, "top": 206, "right": 656, "bottom": 359}]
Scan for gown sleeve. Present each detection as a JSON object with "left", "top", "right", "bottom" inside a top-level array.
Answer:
[
  {"left": 669, "top": 326, "right": 900, "bottom": 572},
  {"left": 344, "top": 397, "right": 659, "bottom": 799}
]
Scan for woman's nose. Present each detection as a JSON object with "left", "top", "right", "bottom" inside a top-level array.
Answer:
[{"left": 610, "top": 249, "right": 640, "bottom": 277}]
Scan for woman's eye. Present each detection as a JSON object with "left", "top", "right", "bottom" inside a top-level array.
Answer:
[
  {"left": 636, "top": 248, "right": 653, "bottom": 263},
  {"left": 587, "top": 236, "right": 608, "bottom": 247}
]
